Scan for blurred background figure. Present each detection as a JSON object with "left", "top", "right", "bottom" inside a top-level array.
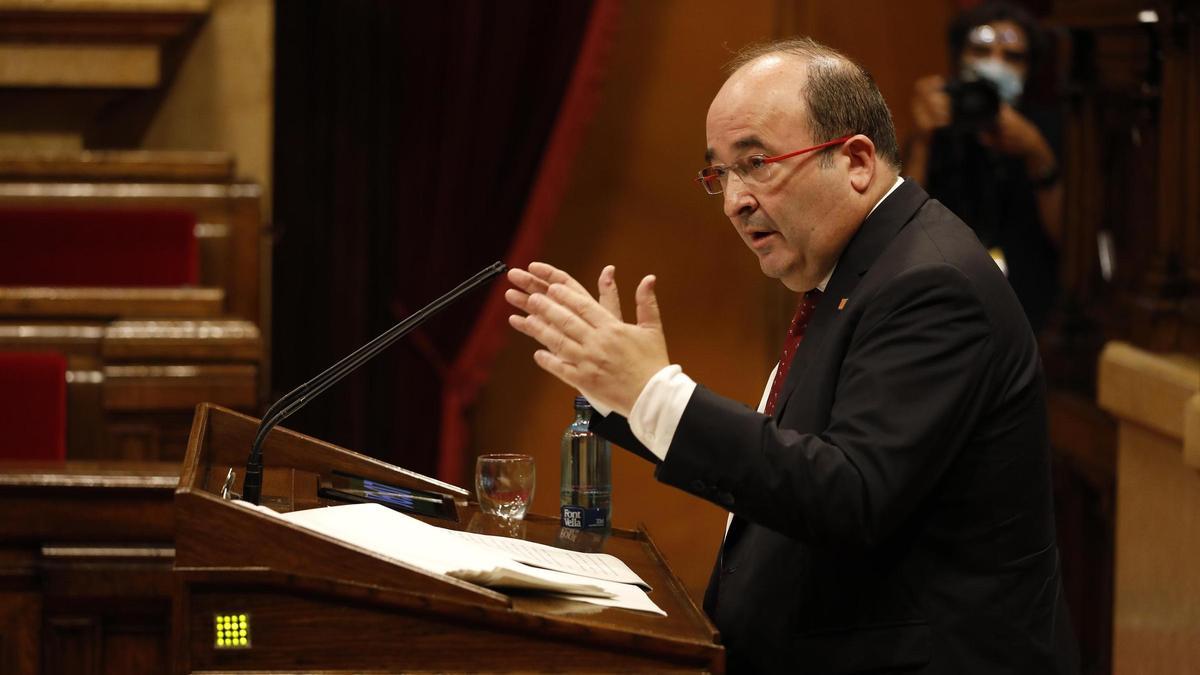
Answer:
[{"left": 903, "top": 1, "right": 1062, "bottom": 332}]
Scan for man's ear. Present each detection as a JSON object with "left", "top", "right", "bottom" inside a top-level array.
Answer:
[{"left": 843, "top": 134, "right": 877, "bottom": 193}]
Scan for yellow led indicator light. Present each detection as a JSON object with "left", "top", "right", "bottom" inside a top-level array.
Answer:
[{"left": 213, "top": 612, "right": 251, "bottom": 649}]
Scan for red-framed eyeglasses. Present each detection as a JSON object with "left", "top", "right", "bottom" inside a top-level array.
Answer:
[{"left": 695, "top": 135, "right": 854, "bottom": 195}]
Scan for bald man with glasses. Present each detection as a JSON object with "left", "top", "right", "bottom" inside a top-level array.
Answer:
[{"left": 507, "top": 37, "right": 1077, "bottom": 674}]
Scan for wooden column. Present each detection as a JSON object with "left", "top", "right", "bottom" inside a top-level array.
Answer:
[{"left": 1098, "top": 341, "right": 1200, "bottom": 673}]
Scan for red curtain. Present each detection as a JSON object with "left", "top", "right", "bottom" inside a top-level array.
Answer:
[
  {"left": 273, "top": 1, "right": 617, "bottom": 479},
  {"left": 438, "top": 0, "right": 622, "bottom": 482}
]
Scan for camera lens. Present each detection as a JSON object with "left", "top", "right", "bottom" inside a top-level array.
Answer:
[{"left": 945, "top": 79, "right": 1001, "bottom": 133}]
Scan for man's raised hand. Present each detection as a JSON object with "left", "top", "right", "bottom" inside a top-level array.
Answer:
[{"left": 505, "top": 262, "right": 669, "bottom": 417}]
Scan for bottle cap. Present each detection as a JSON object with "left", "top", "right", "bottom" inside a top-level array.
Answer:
[{"left": 574, "top": 396, "right": 591, "bottom": 409}]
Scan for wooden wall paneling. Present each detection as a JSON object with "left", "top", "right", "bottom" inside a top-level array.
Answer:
[
  {"left": 41, "top": 546, "right": 174, "bottom": 675},
  {"left": 1063, "top": 28, "right": 1098, "bottom": 301},
  {"left": 94, "top": 618, "right": 169, "bottom": 675},
  {"left": 0, "top": 462, "right": 176, "bottom": 674},
  {"left": 40, "top": 602, "right": 171, "bottom": 675},
  {"left": 0, "top": 589, "right": 40, "bottom": 675},
  {"left": 42, "top": 616, "right": 101, "bottom": 675},
  {"left": 1139, "top": 6, "right": 1187, "bottom": 351},
  {"left": 1052, "top": 28, "right": 1105, "bottom": 388},
  {"left": 1099, "top": 27, "right": 1161, "bottom": 349}
]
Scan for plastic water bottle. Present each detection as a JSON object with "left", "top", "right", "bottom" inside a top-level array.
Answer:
[{"left": 560, "top": 396, "right": 611, "bottom": 529}]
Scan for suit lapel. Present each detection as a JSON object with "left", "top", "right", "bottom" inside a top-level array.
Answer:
[{"left": 773, "top": 179, "right": 929, "bottom": 420}]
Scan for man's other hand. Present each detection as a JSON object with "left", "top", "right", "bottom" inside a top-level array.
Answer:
[
  {"left": 912, "top": 75, "right": 951, "bottom": 139},
  {"left": 505, "top": 262, "right": 669, "bottom": 417}
]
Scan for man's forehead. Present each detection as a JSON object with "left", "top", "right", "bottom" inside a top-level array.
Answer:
[
  {"left": 705, "top": 54, "right": 809, "bottom": 159},
  {"left": 717, "top": 54, "right": 806, "bottom": 105}
]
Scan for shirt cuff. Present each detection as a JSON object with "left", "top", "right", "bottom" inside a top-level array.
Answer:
[{"left": 628, "top": 364, "right": 697, "bottom": 461}]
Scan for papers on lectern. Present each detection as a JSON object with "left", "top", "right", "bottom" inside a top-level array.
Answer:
[{"left": 234, "top": 500, "right": 664, "bottom": 615}]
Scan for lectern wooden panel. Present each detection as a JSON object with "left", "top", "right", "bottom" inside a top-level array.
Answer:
[{"left": 175, "top": 404, "right": 723, "bottom": 673}]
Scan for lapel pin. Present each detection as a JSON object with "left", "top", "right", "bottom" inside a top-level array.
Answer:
[{"left": 838, "top": 297, "right": 848, "bottom": 310}]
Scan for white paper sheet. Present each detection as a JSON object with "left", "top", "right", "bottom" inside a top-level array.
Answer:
[
  {"left": 455, "top": 531, "right": 650, "bottom": 589},
  {"left": 549, "top": 579, "right": 667, "bottom": 616},
  {"left": 234, "top": 501, "right": 665, "bottom": 615}
]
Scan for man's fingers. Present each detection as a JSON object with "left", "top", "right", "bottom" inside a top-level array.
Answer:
[
  {"left": 635, "top": 275, "right": 662, "bottom": 329},
  {"left": 508, "top": 312, "right": 587, "bottom": 363},
  {"left": 546, "top": 282, "right": 615, "bottom": 328},
  {"left": 507, "top": 267, "right": 550, "bottom": 296},
  {"left": 504, "top": 288, "right": 531, "bottom": 312},
  {"left": 532, "top": 349, "right": 580, "bottom": 388},
  {"left": 527, "top": 291, "right": 596, "bottom": 342},
  {"left": 527, "top": 262, "right": 590, "bottom": 296},
  {"left": 597, "top": 265, "right": 623, "bottom": 320}
]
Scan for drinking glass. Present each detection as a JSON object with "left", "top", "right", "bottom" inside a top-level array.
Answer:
[{"left": 475, "top": 453, "right": 535, "bottom": 520}]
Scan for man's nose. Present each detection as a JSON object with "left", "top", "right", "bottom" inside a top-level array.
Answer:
[{"left": 723, "top": 173, "right": 756, "bottom": 219}]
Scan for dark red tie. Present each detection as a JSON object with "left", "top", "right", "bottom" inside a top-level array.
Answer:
[{"left": 764, "top": 289, "right": 821, "bottom": 416}]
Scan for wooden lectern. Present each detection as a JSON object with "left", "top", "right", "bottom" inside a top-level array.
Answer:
[{"left": 175, "top": 404, "right": 724, "bottom": 673}]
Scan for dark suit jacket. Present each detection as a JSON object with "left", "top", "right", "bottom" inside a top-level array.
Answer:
[{"left": 592, "top": 180, "right": 1077, "bottom": 674}]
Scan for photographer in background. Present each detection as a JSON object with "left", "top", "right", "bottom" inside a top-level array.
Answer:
[{"left": 903, "top": 1, "right": 1062, "bottom": 332}]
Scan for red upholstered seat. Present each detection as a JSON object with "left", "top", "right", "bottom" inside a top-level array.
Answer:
[
  {"left": 0, "top": 351, "right": 67, "bottom": 460},
  {"left": 0, "top": 207, "right": 198, "bottom": 286}
]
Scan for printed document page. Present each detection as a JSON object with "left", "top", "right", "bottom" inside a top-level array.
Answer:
[
  {"left": 235, "top": 501, "right": 664, "bottom": 615},
  {"left": 455, "top": 531, "right": 650, "bottom": 590}
]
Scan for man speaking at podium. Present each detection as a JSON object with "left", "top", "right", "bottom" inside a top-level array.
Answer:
[{"left": 506, "top": 37, "right": 1076, "bottom": 674}]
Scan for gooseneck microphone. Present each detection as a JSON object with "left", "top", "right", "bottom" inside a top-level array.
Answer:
[{"left": 241, "top": 261, "right": 507, "bottom": 505}]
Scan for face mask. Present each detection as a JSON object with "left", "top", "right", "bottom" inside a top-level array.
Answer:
[{"left": 962, "top": 58, "right": 1024, "bottom": 105}]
